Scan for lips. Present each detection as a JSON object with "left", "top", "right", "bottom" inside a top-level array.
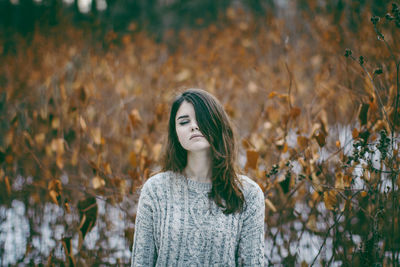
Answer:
[{"left": 190, "top": 134, "right": 204, "bottom": 140}]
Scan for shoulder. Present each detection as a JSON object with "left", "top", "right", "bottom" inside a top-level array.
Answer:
[
  {"left": 238, "top": 175, "right": 264, "bottom": 206},
  {"left": 141, "top": 171, "right": 175, "bottom": 193},
  {"left": 238, "top": 175, "right": 263, "bottom": 197}
]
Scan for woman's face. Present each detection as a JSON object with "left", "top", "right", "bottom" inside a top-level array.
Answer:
[{"left": 175, "top": 100, "right": 210, "bottom": 152}]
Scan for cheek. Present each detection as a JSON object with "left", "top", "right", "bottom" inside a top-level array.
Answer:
[{"left": 176, "top": 127, "right": 187, "bottom": 144}]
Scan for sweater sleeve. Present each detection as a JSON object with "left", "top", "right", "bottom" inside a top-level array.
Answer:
[
  {"left": 131, "top": 182, "right": 157, "bottom": 267},
  {"left": 237, "top": 183, "right": 265, "bottom": 266}
]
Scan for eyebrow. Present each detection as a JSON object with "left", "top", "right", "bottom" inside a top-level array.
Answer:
[{"left": 176, "top": 115, "right": 189, "bottom": 120}]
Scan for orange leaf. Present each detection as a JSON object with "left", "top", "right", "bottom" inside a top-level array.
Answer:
[
  {"left": 246, "top": 150, "right": 259, "bottom": 170},
  {"left": 323, "top": 190, "right": 337, "bottom": 210},
  {"left": 48, "top": 179, "right": 62, "bottom": 192},
  {"left": 155, "top": 103, "right": 167, "bottom": 120},
  {"left": 335, "top": 172, "right": 351, "bottom": 190},
  {"left": 129, "top": 152, "right": 137, "bottom": 167},
  {"left": 352, "top": 128, "right": 359, "bottom": 139},
  {"left": 56, "top": 154, "right": 64, "bottom": 169},
  {"left": 34, "top": 133, "right": 46, "bottom": 147},
  {"left": 129, "top": 109, "right": 142, "bottom": 128},
  {"left": 64, "top": 202, "right": 71, "bottom": 213},
  {"left": 268, "top": 91, "right": 278, "bottom": 99},
  {"left": 103, "top": 162, "right": 112, "bottom": 175},
  {"left": 297, "top": 136, "right": 308, "bottom": 150},
  {"left": 5, "top": 155, "right": 13, "bottom": 164},
  {"left": 282, "top": 143, "right": 288, "bottom": 153},
  {"left": 241, "top": 139, "right": 252, "bottom": 149},
  {"left": 290, "top": 107, "right": 301, "bottom": 119},
  {"left": 360, "top": 191, "right": 368, "bottom": 197},
  {"left": 49, "top": 190, "right": 59, "bottom": 205},
  {"left": 335, "top": 140, "right": 341, "bottom": 148},
  {"left": 5, "top": 176, "right": 11, "bottom": 195}
]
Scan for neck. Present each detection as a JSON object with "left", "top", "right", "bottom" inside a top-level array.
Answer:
[{"left": 185, "top": 149, "right": 212, "bottom": 183}]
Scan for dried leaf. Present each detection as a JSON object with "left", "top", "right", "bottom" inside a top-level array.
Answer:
[
  {"left": 268, "top": 91, "right": 278, "bottom": 99},
  {"left": 129, "top": 109, "right": 142, "bottom": 128},
  {"left": 245, "top": 150, "right": 259, "bottom": 170},
  {"left": 282, "top": 142, "right": 288, "bottom": 153},
  {"left": 48, "top": 179, "right": 62, "bottom": 192},
  {"left": 265, "top": 198, "right": 277, "bottom": 212},
  {"left": 335, "top": 172, "right": 345, "bottom": 190},
  {"left": 335, "top": 140, "right": 341, "bottom": 148},
  {"left": 352, "top": 128, "right": 359, "bottom": 139},
  {"left": 92, "top": 176, "right": 105, "bottom": 189},
  {"left": 297, "top": 136, "right": 309, "bottom": 150},
  {"left": 152, "top": 143, "right": 162, "bottom": 161},
  {"left": 290, "top": 107, "right": 301, "bottom": 119},
  {"left": 34, "top": 133, "right": 46, "bottom": 147},
  {"left": 103, "top": 162, "right": 112, "bottom": 175},
  {"left": 49, "top": 190, "right": 59, "bottom": 205},
  {"left": 51, "top": 138, "right": 65, "bottom": 154},
  {"left": 275, "top": 138, "right": 285, "bottom": 151},
  {"left": 5, "top": 176, "right": 11, "bottom": 195},
  {"left": 91, "top": 128, "right": 102, "bottom": 145},
  {"left": 342, "top": 199, "right": 352, "bottom": 212},
  {"left": 129, "top": 152, "right": 137, "bottom": 167},
  {"left": 313, "top": 129, "right": 326, "bottom": 147},
  {"left": 62, "top": 237, "right": 76, "bottom": 266},
  {"left": 71, "top": 149, "right": 79, "bottom": 166},
  {"left": 265, "top": 106, "right": 281, "bottom": 124},
  {"left": 56, "top": 154, "right": 64, "bottom": 169},
  {"left": 5, "top": 130, "right": 13, "bottom": 147},
  {"left": 358, "top": 103, "right": 369, "bottom": 126},
  {"left": 306, "top": 214, "right": 318, "bottom": 232},
  {"left": 248, "top": 81, "right": 258, "bottom": 93},
  {"left": 155, "top": 103, "right": 167, "bottom": 120},
  {"left": 323, "top": 190, "right": 337, "bottom": 210},
  {"left": 77, "top": 196, "right": 98, "bottom": 241},
  {"left": 64, "top": 202, "right": 71, "bottom": 213},
  {"left": 51, "top": 117, "right": 60, "bottom": 129},
  {"left": 175, "top": 69, "right": 191, "bottom": 82},
  {"left": 5, "top": 155, "right": 13, "bottom": 164},
  {"left": 79, "top": 116, "right": 87, "bottom": 131},
  {"left": 112, "top": 177, "right": 127, "bottom": 196}
]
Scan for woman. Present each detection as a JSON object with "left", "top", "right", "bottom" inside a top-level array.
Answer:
[{"left": 131, "top": 88, "right": 265, "bottom": 266}]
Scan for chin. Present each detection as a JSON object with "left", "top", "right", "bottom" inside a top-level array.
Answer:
[{"left": 186, "top": 144, "right": 210, "bottom": 152}]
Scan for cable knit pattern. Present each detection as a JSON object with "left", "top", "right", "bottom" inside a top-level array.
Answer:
[{"left": 131, "top": 171, "right": 265, "bottom": 267}]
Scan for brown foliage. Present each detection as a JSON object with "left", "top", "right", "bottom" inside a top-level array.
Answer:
[{"left": 0, "top": 2, "right": 399, "bottom": 266}]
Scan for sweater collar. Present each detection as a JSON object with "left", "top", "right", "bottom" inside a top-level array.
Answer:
[{"left": 172, "top": 171, "right": 212, "bottom": 192}]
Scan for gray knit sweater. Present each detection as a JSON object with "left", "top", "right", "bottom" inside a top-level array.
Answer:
[{"left": 130, "top": 171, "right": 265, "bottom": 267}]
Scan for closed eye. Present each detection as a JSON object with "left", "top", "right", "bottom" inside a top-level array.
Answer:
[{"left": 179, "top": 120, "right": 189, "bottom": 125}]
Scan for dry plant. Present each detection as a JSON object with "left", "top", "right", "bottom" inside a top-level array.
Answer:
[{"left": 0, "top": 1, "right": 399, "bottom": 266}]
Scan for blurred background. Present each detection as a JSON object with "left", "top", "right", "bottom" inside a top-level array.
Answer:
[{"left": 0, "top": 0, "right": 399, "bottom": 266}]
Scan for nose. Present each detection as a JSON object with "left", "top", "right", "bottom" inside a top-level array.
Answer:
[{"left": 191, "top": 122, "right": 199, "bottom": 131}]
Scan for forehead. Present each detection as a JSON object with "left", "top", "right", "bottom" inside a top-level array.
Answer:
[{"left": 176, "top": 101, "right": 195, "bottom": 119}]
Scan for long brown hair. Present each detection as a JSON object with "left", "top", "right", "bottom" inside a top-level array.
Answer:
[{"left": 162, "top": 88, "right": 244, "bottom": 214}]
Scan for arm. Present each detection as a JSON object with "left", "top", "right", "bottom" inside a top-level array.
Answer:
[
  {"left": 131, "top": 183, "right": 157, "bottom": 267},
  {"left": 237, "top": 185, "right": 265, "bottom": 267}
]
